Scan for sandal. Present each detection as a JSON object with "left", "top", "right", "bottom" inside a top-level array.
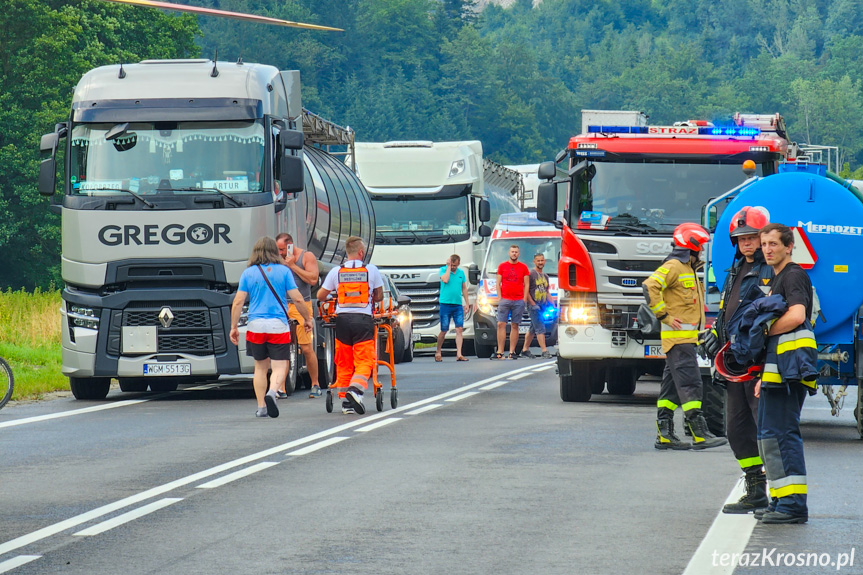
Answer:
[
  {"left": 491, "top": 352, "right": 504, "bottom": 360},
  {"left": 456, "top": 356, "right": 469, "bottom": 362},
  {"left": 508, "top": 352, "right": 518, "bottom": 360}
]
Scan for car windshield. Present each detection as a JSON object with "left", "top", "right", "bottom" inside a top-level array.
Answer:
[
  {"left": 579, "top": 161, "right": 761, "bottom": 232},
  {"left": 372, "top": 196, "right": 470, "bottom": 244},
  {"left": 69, "top": 120, "right": 265, "bottom": 195},
  {"left": 484, "top": 237, "right": 560, "bottom": 277}
]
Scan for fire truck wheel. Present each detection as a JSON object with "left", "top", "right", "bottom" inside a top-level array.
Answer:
[
  {"left": 560, "top": 362, "right": 595, "bottom": 402},
  {"left": 701, "top": 375, "right": 727, "bottom": 437},
  {"left": 607, "top": 367, "right": 638, "bottom": 396},
  {"left": 69, "top": 377, "right": 111, "bottom": 400}
]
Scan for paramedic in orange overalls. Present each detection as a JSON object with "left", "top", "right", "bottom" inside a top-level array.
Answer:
[{"left": 316, "top": 236, "right": 384, "bottom": 414}]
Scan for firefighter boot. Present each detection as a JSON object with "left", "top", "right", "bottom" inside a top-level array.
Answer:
[
  {"left": 685, "top": 413, "right": 728, "bottom": 450},
  {"left": 722, "top": 471, "right": 769, "bottom": 514},
  {"left": 655, "top": 419, "right": 689, "bottom": 450}
]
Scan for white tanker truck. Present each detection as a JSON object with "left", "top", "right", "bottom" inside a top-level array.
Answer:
[{"left": 38, "top": 59, "right": 375, "bottom": 400}]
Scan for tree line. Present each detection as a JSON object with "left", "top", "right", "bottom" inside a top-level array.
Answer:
[{"left": 3, "top": 0, "right": 863, "bottom": 289}]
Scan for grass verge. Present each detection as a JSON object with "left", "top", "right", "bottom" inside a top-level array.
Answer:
[{"left": 0, "top": 289, "right": 67, "bottom": 401}]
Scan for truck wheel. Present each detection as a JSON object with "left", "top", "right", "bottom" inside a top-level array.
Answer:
[
  {"left": 69, "top": 377, "right": 111, "bottom": 400},
  {"left": 474, "top": 339, "right": 494, "bottom": 359},
  {"left": 317, "top": 328, "right": 336, "bottom": 389},
  {"left": 607, "top": 367, "right": 638, "bottom": 396},
  {"left": 149, "top": 378, "right": 179, "bottom": 393},
  {"left": 118, "top": 378, "right": 148, "bottom": 393},
  {"left": 560, "top": 361, "right": 595, "bottom": 402},
  {"left": 702, "top": 375, "right": 727, "bottom": 437},
  {"left": 590, "top": 368, "right": 606, "bottom": 395},
  {"left": 402, "top": 338, "right": 414, "bottom": 363}
]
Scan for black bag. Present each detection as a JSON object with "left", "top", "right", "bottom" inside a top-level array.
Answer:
[{"left": 636, "top": 303, "right": 661, "bottom": 338}]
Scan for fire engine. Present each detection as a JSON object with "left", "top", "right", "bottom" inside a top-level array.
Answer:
[{"left": 535, "top": 110, "right": 791, "bottom": 405}]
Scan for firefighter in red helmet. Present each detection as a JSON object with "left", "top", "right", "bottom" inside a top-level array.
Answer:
[
  {"left": 643, "top": 223, "right": 727, "bottom": 450},
  {"left": 710, "top": 206, "right": 774, "bottom": 514}
]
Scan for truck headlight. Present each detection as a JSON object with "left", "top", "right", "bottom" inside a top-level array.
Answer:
[
  {"left": 560, "top": 294, "right": 599, "bottom": 325},
  {"left": 449, "top": 159, "right": 465, "bottom": 177},
  {"left": 237, "top": 304, "right": 249, "bottom": 327},
  {"left": 477, "top": 292, "right": 494, "bottom": 315},
  {"left": 68, "top": 305, "right": 100, "bottom": 330}
]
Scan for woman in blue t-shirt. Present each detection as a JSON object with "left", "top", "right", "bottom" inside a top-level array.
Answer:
[{"left": 230, "top": 237, "right": 312, "bottom": 418}]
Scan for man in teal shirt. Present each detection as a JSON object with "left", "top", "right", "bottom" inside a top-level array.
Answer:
[{"left": 436, "top": 254, "right": 470, "bottom": 362}]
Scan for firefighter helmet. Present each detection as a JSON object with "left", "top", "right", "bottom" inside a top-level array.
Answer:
[
  {"left": 714, "top": 341, "right": 763, "bottom": 383},
  {"left": 672, "top": 223, "right": 711, "bottom": 252},
  {"left": 729, "top": 206, "right": 770, "bottom": 239}
]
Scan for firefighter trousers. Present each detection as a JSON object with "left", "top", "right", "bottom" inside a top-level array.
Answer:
[
  {"left": 334, "top": 313, "right": 376, "bottom": 392},
  {"left": 757, "top": 382, "right": 808, "bottom": 516},
  {"left": 726, "top": 379, "right": 762, "bottom": 472},
  {"left": 657, "top": 343, "right": 703, "bottom": 419}
]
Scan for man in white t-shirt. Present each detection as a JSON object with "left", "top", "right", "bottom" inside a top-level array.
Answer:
[{"left": 317, "top": 236, "right": 384, "bottom": 414}]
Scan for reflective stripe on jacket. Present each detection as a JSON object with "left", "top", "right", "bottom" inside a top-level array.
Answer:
[
  {"left": 762, "top": 322, "right": 818, "bottom": 392},
  {"left": 643, "top": 249, "right": 705, "bottom": 353}
]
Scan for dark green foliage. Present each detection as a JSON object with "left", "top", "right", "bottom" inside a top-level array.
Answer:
[{"left": 6, "top": 0, "right": 863, "bottom": 288}]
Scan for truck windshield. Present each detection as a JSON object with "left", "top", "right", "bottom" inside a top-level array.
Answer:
[
  {"left": 69, "top": 120, "right": 265, "bottom": 196},
  {"left": 484, "top": 237, "right": 560, "bottom": 277},
  {"left": 579, "top": 161, "right": 761, "bottom": 232},
  {"left": 372, "top": 196, "right": 470, "bottom": 244}
]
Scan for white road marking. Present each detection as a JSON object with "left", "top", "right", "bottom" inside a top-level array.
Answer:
[
  {"left": 73, "top": 498, "right": 183, "bottom": 537},
  {"left": 196, "top": 462, "right": 280, "bottom": 489},
  {"left": 0, "top": 400, "right": 151, "bottom": 429},
  {"left": 0, "top": 556, "right": 40, "bottom": 573},
  {"left": 406, "top": 403, "right": 443, "bottom": 415},
  {"left": 287, "top": 436, "right": 350, "bottom": 456},
  {"left": 480, "top": 381, "right": 509, "bottom": 391},
  {"left": 0, "top": 382, "right": 234, "bottom": 429},
  {"left": 682, "top": 476, "right": 756, "bottom": 575},
  {"left": 509, "top": 372, "right": 532, "bottom": 380},
  {"left": 446, "top": 392, "right": 480, "bottom": 402},
  {"left": 356, "top": 418, "right": 402, "bottom": 432},
  {"left": 533, "top": 364, "right": 556, "bottom": 372},
  {"left": 0, "top": 363, "right": 544, "bottom": 557}
]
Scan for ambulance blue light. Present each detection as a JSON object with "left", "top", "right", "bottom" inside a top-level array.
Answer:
[{"left": 700, "top": 127, "right": 760, "bottom": 137}]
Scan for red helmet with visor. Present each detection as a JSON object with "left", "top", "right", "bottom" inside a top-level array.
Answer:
[
  {"left": 672, "top": 223, "right": 711, "bottom": 252},
  {"left": 729, "top": 206, "right": 770, "bottom": 239}
]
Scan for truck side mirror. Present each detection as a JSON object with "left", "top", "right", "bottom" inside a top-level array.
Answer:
[
  {"left": 468, "top": 263, "right": 480, "bottom": 285},
  {"left": 478, "top": 224, "right": 491, "bottom": 237},
  {"left": 537, "top": 161, "right": 556, "bottom": 180},
  {"left": 279, "top": 129, "right": 304, "bottom": 151},
  {"left": 280, "top": 155, "right": 304, "bottom": 194},
  {"left": 479, "top": 199, "right": 490, "bottom": 222},
  {"left": 536, "top": 182, "right": 559, "bottom": 226},
  {"left": 38, "top": 132, "right": 61, "bottom": 197}
]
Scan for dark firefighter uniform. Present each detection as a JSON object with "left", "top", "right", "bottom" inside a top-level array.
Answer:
[
  {"left": 714, "top": 249, "right": 774, "bottom": 513},
  {"left": 757, "top": 261, "right": 817, "bottom": 522}
]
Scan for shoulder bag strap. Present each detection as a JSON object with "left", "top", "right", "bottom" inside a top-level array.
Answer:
[{"left": 257, "top": 264, "right": 291, "bottom": 323}]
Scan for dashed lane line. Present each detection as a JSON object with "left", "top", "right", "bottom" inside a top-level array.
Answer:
[
  {"left": 0, "top": 362, "right": 552, "bottom": 560},
  {"left": 196, "top": 462, "right": 281, "bottom": 489},
  {"left": 446, "top": 391, "right": 480, "bottom": 402},
  {"left": 286, "top": 436, "right": 350, "bottom": 456},
  {"left": 480, "top": 381, "right": 508, "bottom": 391},
  {"left": 509, "top": 372, "right": 532, "bottom": 380},
  {"left": 73, "top": 498, "right": 184, "bottom": 537},
  {"left": 405, "top": 403, "right": 443, "bottom": 415},
  {"left": 682, "top": 476, "right": 755, "bottom": 575},
  {"left": 356, "top": 418, "right": 402, "bottom": 432},
  {"left": 0, "top": 556, "right": 40, "bottom": 574}
]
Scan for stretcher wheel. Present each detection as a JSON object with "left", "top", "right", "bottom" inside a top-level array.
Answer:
[
  {"left": 376, "top": 388, "right": 384, "bottom": 412},
  {"left": 390, "top": 387, "right": 398, "bottom": 409},
  {"left": 325, "top": 390, "right": 333, "bottom": 413}
]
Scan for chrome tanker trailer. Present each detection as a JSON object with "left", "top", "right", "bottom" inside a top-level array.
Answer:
[
  {"left": 709, "top": 163, "right": 863, "bottom": 438},
  {"left": 38, "top": 59, "right": 374, "bottom": 400}
]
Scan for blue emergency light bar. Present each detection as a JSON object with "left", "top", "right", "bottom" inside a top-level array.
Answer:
[{"left": 586, "top": 125, "right": 761, "bottom": 136}]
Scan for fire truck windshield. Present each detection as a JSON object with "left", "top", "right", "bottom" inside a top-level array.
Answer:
[{"left": 578, "top": 161, "right": 763, "bottom": 232}]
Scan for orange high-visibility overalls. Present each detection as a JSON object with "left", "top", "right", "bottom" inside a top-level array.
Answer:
[{"left": 335, "top": 264, "right": 376, "bottom": 391}]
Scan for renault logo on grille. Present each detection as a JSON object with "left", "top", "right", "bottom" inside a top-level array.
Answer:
[
  {"left": 158, "top": 307, "right": 175, "bottom": 328},
  {"left": 621, "top": 278, "right": 638, "bottom": 287}
]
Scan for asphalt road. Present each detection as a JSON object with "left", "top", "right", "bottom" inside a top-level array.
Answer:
[{"left": 1, "top": 352, "right": 861, "bottom": 575}]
